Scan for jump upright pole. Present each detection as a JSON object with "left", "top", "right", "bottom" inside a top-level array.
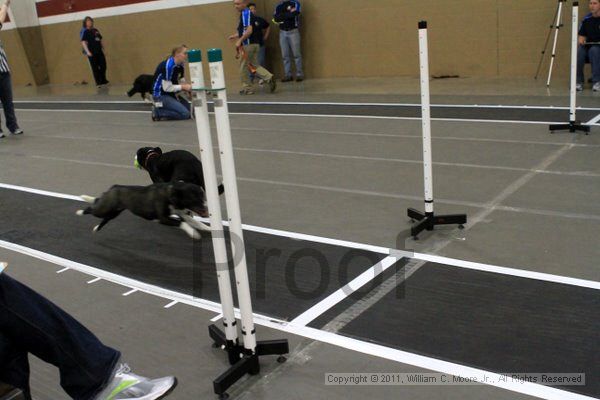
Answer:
[
  {"left": 549, "top": 1, "right": 590, "bottom": 134},
  {"left": 205, "top": 48, "right": 289, "bottom": 399},
  {"left": 406, "top": 21, "right": 467, "bottom": 240},
  {"left": 188, "top": 49, "right": 239, "bottom": 365}
]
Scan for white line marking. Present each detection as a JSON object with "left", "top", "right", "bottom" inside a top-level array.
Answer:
[
  {"left": 16, "top": 108, "right": 593, "bottom": 126},
  {"left": 584, "top": 112, "right": 600, "bottom": 125},
  {"left": 122, "top": 288, "right": 138, "bottom": 296},
  {"left": 0, "top": 183, "right": 82, "bottom": 201},
  {"left": 0, "top": 240, "right": 594, "bottom": 400},
  {"left": 210, "top": 314, "right": 223, "bottom": 322},
  {"left": 0, "top": 238, "right": 281, "bottom": 321},
  {"left": 87, "top": 277, "right": 102, "bottom": 284},
  {"left": 164, "top": 300, "right": 179, "bottom": 309},
  {"left": 267, "top": 323, "right": 598, "bottom": 400},
  {"left": 291, "top": 256, "right": 401, "bottom": 326},
  {"left": 14, "top": 99, "right": 600, "bottom": 111},
  {"left": 56, "top": 267, "right": 70, "bottom": 274},
  {"left": 396, "top": 251, "right": 600, "bottom": 291}
]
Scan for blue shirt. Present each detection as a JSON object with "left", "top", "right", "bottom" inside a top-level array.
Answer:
[
  {"left": 152, "top": 57, "right": 185, "bottom": 98},
  {"left": 237, "top": 9, "right": 256, "bottom": 46}
]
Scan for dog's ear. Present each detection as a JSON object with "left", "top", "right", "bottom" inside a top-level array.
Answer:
[{"left": 154, "top": 147, "right": 163, "bottom": 155}]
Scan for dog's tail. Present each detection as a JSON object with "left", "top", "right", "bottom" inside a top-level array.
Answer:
[
  {"left": 76, "top": 207, "right": 92, "bottom": 216},
  {"left": 126, "top": 88, "right": 136, "bottom": 97},
  {"left": 218, "top": 184, "right": 225, "bottom": 195},
  {"left": 80, "top": 195, "right": 96, "bottom": 204}
]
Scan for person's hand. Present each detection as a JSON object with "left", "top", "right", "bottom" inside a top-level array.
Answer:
[
  {"left": 228, "top": 34, "right": 239, "bottom": 41},
  {"left": 290, "top": 7, "right": 296, "bottom": 12},
  {"left": 578, "top": 36, "right": 586, "bottom": 46},
  {"left": 87, "top": 51, "right": 93, "bottom": 57},
  {"left": 3, "top": 0, "right": 10, "bottom": 7},
  {"left": 181, "top": 83, "right": 192, "bottom": 91}
]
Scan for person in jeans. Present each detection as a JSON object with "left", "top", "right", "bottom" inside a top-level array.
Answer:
[
  {"left": 229, "top": 0, "right": 276, "bottom": 95},
  {"left": 151, "top": 45, "right": 192, "bottom": 121},
  {"left": 0, "top": 264, "right": 177, "bottom": 400},
  {"left": 273, "top": 0, "right": 304, "bottom": 82},
  {"left": 0, "top": 0, "right": 23, "bottom": 139},
  {"left": 577, "top": 0, "right": 600, "bottom": 91},
  {"left": 80, "top": 16, "right": 109, "bottom": 88}
]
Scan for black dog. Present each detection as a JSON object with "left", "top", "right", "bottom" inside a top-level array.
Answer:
[
  {"left": 127, "top": 74, "right": 154, "bottom": 103},
  {"left": 76, "top": 182, "right": 209, "bottom": 239},
  {"left": 135, "top": 147, "right": 224, "bottom": 195}
]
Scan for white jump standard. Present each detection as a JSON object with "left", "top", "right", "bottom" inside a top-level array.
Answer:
[
  {"left": 189, "top": 48, "right": 289, "bottom": 400},
  {"left": 407, "top": 21, "right": 467, "bottom": 240},
  {"left": 549, "top": 1, "right": 590, "bottom": 134}
]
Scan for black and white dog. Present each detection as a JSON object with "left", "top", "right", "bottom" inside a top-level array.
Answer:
[
  {"left": 127, "top": 74, "right": 154, "bottom": 103},
  {"left": 76, "top": 182, "right": 209, "bottom": 239},
  {"left": 135, "top": 147, "right": 224, "bottom": 195}
]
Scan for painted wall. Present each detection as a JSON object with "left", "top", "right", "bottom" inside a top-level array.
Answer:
[{"left": 0, "top": 0, "right": 589, "bottom": 87}]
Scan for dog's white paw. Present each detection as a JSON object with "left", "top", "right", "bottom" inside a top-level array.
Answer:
[
  {"left": 76, "top": 210, "right": 85, "bottom": 216},
  {"left": 93, "top": 225, "right": 100, "bottom": 233},
  {"left": 143, "top": 97, "right": 153, "bottom": 104},
  {"left": 80, "top": 195, "right": 96, "bottom": 203}
]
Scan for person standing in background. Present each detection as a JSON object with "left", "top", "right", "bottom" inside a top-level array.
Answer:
[
  {"left": 248, "top": 2, "right": 270, "bottom": 82},
  {"left": 273, "top": 0, "right": 304, "bottom": 82},
  {"left": 229, "top": 0, "right": 276, "bottom": 95},
  {"left": 80, "top": 16, "right": 109, "bottom": 87},
  {"left": 0, "top": 0, "right": 23, "bottom": 139}
]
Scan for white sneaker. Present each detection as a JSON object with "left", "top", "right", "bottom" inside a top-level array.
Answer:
[
  {"left": 593, "top": 82, "right": 600, "bottom": 92},
  {"left": 95, "top": 364, "right": 177, "bottom": 400},
  {"left": 576, "top": 83, "right": 584, "bottom": 91},
  {"left": 0, "top": 131, "right": 4, "bottom": 139}
]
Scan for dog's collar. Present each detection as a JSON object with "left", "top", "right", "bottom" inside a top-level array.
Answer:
[{"left": 144, "top": 151, "right": 160, "bottom": 169}]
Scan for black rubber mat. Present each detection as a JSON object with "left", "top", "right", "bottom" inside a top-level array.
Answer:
[
  {"left": 0, "top": 188, "right": 387, "bottom": 321},
  {"left": 13, "top": 101, "right": 599, "bottom": 123},
  {"left": 338, "top": 262, "right": 600, "bottom": 397}
]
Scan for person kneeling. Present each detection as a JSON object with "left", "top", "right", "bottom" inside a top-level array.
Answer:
[{"left": 151, "top": 45, "right": 192, "bottom": 121}]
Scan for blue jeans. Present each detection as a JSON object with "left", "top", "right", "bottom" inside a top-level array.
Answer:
[
  {"left": 0, "top": 273, "right": 120, "bottom": 400},
  {"left": 577, "top": 44, "right": 600, "bottom": 84},
  {"left": 154, "top": 94, "right": 191, "bottom": 120},
  {"left": 279, "top": 29, "right": 304, "bottom": 78},
  {"left": 0, "top": 72, "right": 20, "bottom": 133}
]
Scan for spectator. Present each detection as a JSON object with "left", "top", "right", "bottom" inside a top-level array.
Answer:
[
  {"left": 151, "top": 45, "right": 192, "bottom": 121},
  {"left": 273, "top": 0, "right": 304, "bottom": 82},
  {"left": 0, "top": 0, "right": 23, "bottom": 139},
  {"left": 248, "top": 3, "right": 270, "bottom": 82},
  {"left": 80, "top": 16, "right": 109, "bottom": 88},
  {"left": 229, "top": 0, "right": 276, "bottom": 95},
  {"left": 0, "top": 265, "right": 177, "bottom": 399},
  {"left": 577, "top": 0, "right": 600, "bottom": 91}
]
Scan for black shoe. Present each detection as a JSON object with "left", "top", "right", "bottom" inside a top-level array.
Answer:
[
  {"left": 10, "top": 128, "right": 23, "bottom": 135},
  {"left": 281, "top": 76, "right": 293, "bottom": 82},
  {"left": 269, "top": 79, "right": 277, "bottom": 93},
  {"left": 295, "top": 76, "right": 304, "bottom": 82}
]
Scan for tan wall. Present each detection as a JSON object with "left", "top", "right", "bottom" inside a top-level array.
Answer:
[
  {"left": 4, "top": 0, "right": 592, "bottom": 87},
  {"left": 1, "top": 28, "right": 35, "bottom": 85}
]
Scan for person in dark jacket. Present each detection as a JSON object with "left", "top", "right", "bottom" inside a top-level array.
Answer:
[
  {"left": 273, "top": 0, "right": 304, "bottom": 82},
  {"left": 80, "top": 16, "right": 109, "bottom": 87}
]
